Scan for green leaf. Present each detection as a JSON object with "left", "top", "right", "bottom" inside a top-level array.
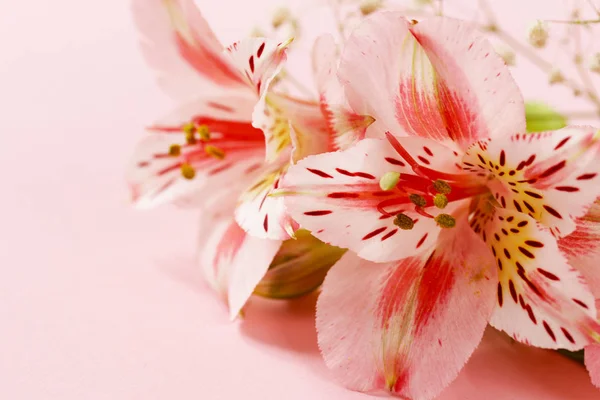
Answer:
[
  {"left": 525, "top": 101, "right": 567, "bottom": 132},
  {"left": 253, "top": 229, "right": 346, "bottom": 299}
]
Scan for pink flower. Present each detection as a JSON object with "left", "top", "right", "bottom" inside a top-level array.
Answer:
[
  {"left": 280, "top": 12, "right": 600, "bottom": 399},
  {"left": 127, "top": 0, "right": 365, "bottom": 317}
]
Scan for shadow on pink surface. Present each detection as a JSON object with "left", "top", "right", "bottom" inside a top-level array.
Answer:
[{"left": 158, "top": 255, "right": 600, "bottom": 399}]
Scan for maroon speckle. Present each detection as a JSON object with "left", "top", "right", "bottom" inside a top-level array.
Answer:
[
  {"left": 416, "top": 233, "right": 428, "bottom": 249},
  {"left": 417, "top": 156, "right": 431, "bottom": 165},
  {"left": 362, "top": 227, "right": 387, "bottom": 240},
  {"left": 561, "top": 327, "right": 575, "bottom": 344},
  {"left": 354, "top": 172, "right": 377, "bottom": 179},
  {"left": 577, "top": 173, "right": 597, "bottom": 180},
  {"left": 537, "top": 268, "right": 559, "bottom": 281},
  {"left": 304, "top": 210, "right": 332, "bottom": 216},
  {"left": 526, "top": 305, "right": 537, "bottom": 324},
  {"left": 328, "top": 192, "right": 360, "bottom": 199},
  {"left": 248, "top": 56, "right": 255, "bottom": 73},
  {"left": 263, "top": 214, "right": 269, "bottom": 232},
  {"left": 381, "top": 229, "right": 398, "bottom": 241},
  {"left": 539, "top": 160, "right": 566, "bottom": 179},
  {"left": 257, "top": 42, "right": 266, "bottom": 57},
  {"left": 207, "top": 101, "right": 235, "bottom": 113},
  {"left": 555, "top": 186, "right": 579, "bottom": 192},
  {"left": 307, "top": 168, "right": 333, "bottom": 178},
  {"left": 423, "top": 146, "right": 433, "bottom": 156},
  {"left": 518, "top": 246, "right": 535, "bottom": 259},
  {"left": 499, "top": 150, "right": 506, "bottom": 166},
  {"left": 385, "top": 157, "right": 405, "bottom": 167},
  {"left": 137, "top": 161, "right": 150, "bottom": 168},
  {"left": 543, "top": 321, "right": 556, "bottom": 342},
  {"left": 508, "top": 279, "right": 518, "bottom": 303},
  {"left": 524, "top": 190, "right": 542, "bottom": 199},
  {"left": 513, "top": 200, "right": 523, "bottom": 213},
  {"left": 497, "top": 283, "right": 503, "bottom": 307},
  {"left": 573, "top": 298, "right": 589, "bottom": 309},
  {"left": 503, "top": 248, "right": 511, "bottom": 259},
  {"left": 554, "top": 136, "right": 571, "bottom": 150},
  {"left": 543, "top": 205, "right": 562, "bottom": 219},
  {"left": 525, "top": 240, "right": 544, "bottom": 248}
]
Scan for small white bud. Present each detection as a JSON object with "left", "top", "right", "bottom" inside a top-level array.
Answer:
[
  {"left": 359, "top": 0, "right": 383, "bottom": 15},
  {"left": 590, "top": 53, "right": 600, "bottom": 74},
  {"left": 548, "top": 69, "right": 564, "bottom": 84},
  {"left": 528, "top": 21, "right": 549, "bottom": 48},
  {"left": 271, "top": 7, "right": 291, "bottom": 29}
]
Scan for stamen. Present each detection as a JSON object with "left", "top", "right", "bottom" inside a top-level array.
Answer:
[
  {"left": 434, "top": 213, "right": 456, "bottom": 228},
  {"left": 379, "top": 171, "right": 401, "bottom": 191},
  {"left": 394, "top": 213, "right": 414, "bottom": 230},
  {"left": 169, "top": 144, "right": 181, "bottom": 156},
  {"left": 183, "top": 122, "right": 197, "bottom": 145},
  {"left": 433, "top": 179, "right": 452, "bottom": 194},
  {"left": 205, "top": 145, "right": 226, "bottom": 160},
  {"left": 433, "top": 194, "right": 448, "bottom": 209},
  {"left": 409, "top": 194, "right": 427, "bottom": 207},
  {"left": 180, "top": 163, "right": 195, "bottom": 179},
  {"left": 198, "top": 125, "right": 211, "bottom": 141}
]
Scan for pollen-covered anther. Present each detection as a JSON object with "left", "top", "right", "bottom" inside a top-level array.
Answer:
[
  {"left": 182, "top": 122, "right": 197, "bottom": 144},
  {"left": 197, "top": 125, "right": 211, "bottom": 141},
  {"left": 409, "top": 194, "right": 427, "bottom": 207},
  {"left": 434, "top": 213, "right": 456, "bottom": 228},
  {"left": 205, "top": 145, "right": 226, "bottom": 160},
  {"left": 433, "top": 179, "right": 452, "bottom": 194},
  {"left": 433, "top": 194, "right": 448, "bottom": 209},
  {"left": 168, "top": 144, "right": 181, "bottom": 156},
  {"left": 379, "top": 171, "right": 401, "bottom": 191},
  {"left": 393, "top": 213, "right": 414, "bottom": 230},
  {"left": 180, "top": 163, "right": 195, "bottom": 180}
]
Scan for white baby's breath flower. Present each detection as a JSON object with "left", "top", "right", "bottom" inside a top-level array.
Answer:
[
  {"left": 548, "top": 68, "right": 564, "bottom": 84},
  {"left": 359, "top": 0, "right": 383, "bottom": 15},
  {"left": 528, "top": 21, "right": 549, "bottom": 48}
]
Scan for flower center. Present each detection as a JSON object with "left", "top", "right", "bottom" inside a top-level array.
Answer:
[{"left": 378, "top": 132, "right": 489, "bottom": 228}]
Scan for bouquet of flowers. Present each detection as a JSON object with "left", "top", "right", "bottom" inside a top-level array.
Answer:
[{"left": 127, "top": 0, "right": 600, "bottom": 398}]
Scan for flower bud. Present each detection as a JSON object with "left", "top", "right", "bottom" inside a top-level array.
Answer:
[
  {"left": 359, "top": 0, "right": 383, "bottom": 15},
  {"left": 548, "top": 68, "right": 564, "bottom": 85},
  {"left": 528, "top": 21, "right": 549, "bottom": 48}
]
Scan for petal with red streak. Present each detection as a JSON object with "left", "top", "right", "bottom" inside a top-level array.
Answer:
[
  {"left": 338, "top": 13, "right": 524, "bottom": 146},
  {"left": 198, "top": 215, "right": 281, "bottom": 319},
  {"left": 132, "top": 0, "right": 246, "bottom": 99},
  {"left": 465, "top": 127, "right": 600, "bottom": 237},
  {"left": 312, "top": 34, "right": 374, "bottom": 150},
  {"left": 470, "top": 201, "right": 600, "bottom": 350},
  {"left": 317, "top": 218, "right": 496, "bottom": 399},
  {"left": 281, "top": 137, "right": 463, "bottom": 262},
  {"left": 127, "top": 94, "right": 265, "bottom": 208}
]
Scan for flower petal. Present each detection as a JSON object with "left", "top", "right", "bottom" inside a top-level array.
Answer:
[
  {"left": 586, "top": 343, "right": 600, "bottom": 388},
  {"left": 225, "top": 38, "right": 289, "bottom": 99},
  {"left": 253, "top": 229, "right": 346, "bottom": 299},
  {"left": 132, "top": 0, "right": 245, "bottom": 99},
  {"left": 127, "top": 94, "right": 265, "bottom": 208},
  {"left": 470, "top": 201, "right": 600, "bottom": 350},
  {"left": 339, "top": 13, "right": 525, "bottom": 146},
  {"left": 281, "top": 137, "right": 463, "bottom": 262},
  {"left": 312, "top": 34, "right": 374, "bottom": 150},
  {"left": 465, "top": 127, "right": 600, "bottom": 237},
  {"left": 234, "top": 159, "right": 297, "bottom": 240},
  {"left": 198, "top": 216, "right": 281, "bottom": 319},
  {"left": 317, "top": 218, "right": 497, "bottom": 399}
]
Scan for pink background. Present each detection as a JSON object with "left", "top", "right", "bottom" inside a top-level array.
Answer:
[{"left": 1, "top": 0, "right": 599, "bottom": 399}]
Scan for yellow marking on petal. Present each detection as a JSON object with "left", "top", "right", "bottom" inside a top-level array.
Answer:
[
  {"left": 168, "top": 144, "right": 181, "bottom": 156},
  {"left": 379, "top": 171, "right": 401, "bottom": 191},
  {"left": 163, "top": 0, "right": 194, "bottom": 44},
  {"left": 180, "top": 163, "right": 195, "bottom": 179},
  {"left": 205, "top": 145, "right": 226, "bottom": 160}
]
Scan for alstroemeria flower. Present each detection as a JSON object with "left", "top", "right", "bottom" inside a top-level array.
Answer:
[
  {"left": 280, "top": 12, "right": 600, "bottom": 399},
  {"left": 128, "top": 0, "right": 364, "bottom": 317}
]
